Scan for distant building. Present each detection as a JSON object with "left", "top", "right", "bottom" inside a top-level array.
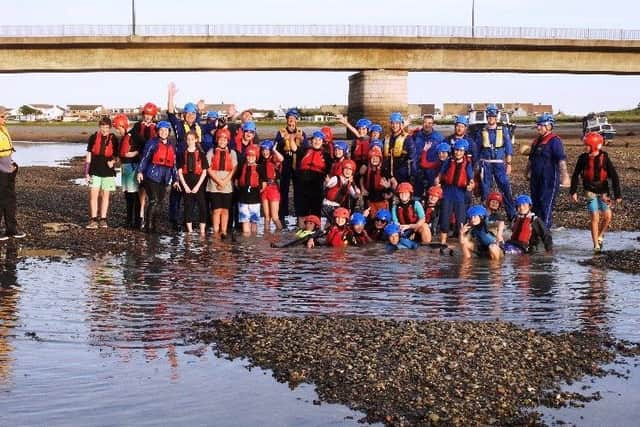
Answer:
[
  {"left": 202, "top": 103, "right": 235, "bottom": 117},
  {"left": 9, "top": 104, "right": 66, "bottom": 121},
  {"left": 408, "top": 104, "right": 436, "bottom": 120},
  {"left": 442, "top": 102, "right": 553, "bottom": 119},
  {"left": 319, "top": 104, "right": 348, "bottom": 116},
  {"left": 66, "top": 104, "right": 106, "bottom": 121}
]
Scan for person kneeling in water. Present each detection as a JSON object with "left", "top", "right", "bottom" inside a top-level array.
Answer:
[
  {"left": 460, "top": 205, "right": 503, "bottom": 260},
  {"left": 384, "top": 222, "right": 418, "bottom": 251},
  {"left": 307, "top": 207, "right": 350, "bottom": 248},
  {"left": 347, "top": 212, "right": 372, "bottom": 246},
  {"left": 504, "top": 194, "right": 553, "bottom": 255}
]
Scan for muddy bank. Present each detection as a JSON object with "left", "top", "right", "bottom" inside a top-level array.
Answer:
[
  {"left": 192, "top": 314, "right": 640, "bottom": 426},
  {"left": 581, "top": 249, "right": 640, "bottom": 274}
]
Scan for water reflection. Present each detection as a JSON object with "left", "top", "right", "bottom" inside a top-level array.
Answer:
[{"left": 0, "top": 243, "right": 19, "bottom": 385}]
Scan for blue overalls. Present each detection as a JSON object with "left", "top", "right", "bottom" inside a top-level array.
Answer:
[
  {"left": 384, "top": 132, "right": 416, "bottom": 184},
  {"left": 412, "top": 128, "right": 444, "bottom": 199},
  {"left": 528, "top": 133, "right": 566, "bottom": 229}
]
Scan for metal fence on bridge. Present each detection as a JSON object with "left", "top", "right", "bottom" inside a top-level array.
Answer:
[{"left": 1, "top": 24, "right": 639, "bottom": 41}]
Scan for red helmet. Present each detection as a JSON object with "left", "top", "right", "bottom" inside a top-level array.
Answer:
[
  {"left": 321, "top": 126, "right": 333, "bottom": 143},
  {"left": 427, "top": 186, "right": 443, "bottom": 199},
  {"left": 368, "top": 146, "right": 383, "bottom": 159},
  {"left": 216, "top": 128, "right": 231, "bottom": 141},
  {"left": 342, "top": 159, "right": 356, "bottom": 171},
  {"left": 112, "top": 113, "right": 129, "bottom": 130},
  {"left": 487, "top": 191, "right": 503, "bottom": 205},
  {"left": 246, "top": 145, "right": 259, "bottom": 157},
  {"left": 142, "top": 102, "right": 158, "bottom": 117},
  {"left": 583, "top": 132, "right": 603, "bottom": 153},
  {"left": 304, "top": 215, "right": 321, "bottom": 228},
  {"left": 397, "top": 182, "right": 413, "bottom": 194},
  {"left": 333, "top": 207, "right": 350, "bottom": 219}
]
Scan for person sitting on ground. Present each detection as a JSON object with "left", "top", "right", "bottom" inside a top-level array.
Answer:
[
  {"left": 307, "top": 207, "right": 351, "bottom": 248},
  {"left": 503, "top": 194, "right": 553, "bottom": 255},
  {"left": 485, "top": 191, "right": 506, "bottom": 244},
  {"left": 347, "top": 212, "right": 372, "bottom": 246},
  {"left": 384, "top": 222, "right": 418, "bottom": 251},
  {"left": 569, "top": 132, "right": 622, "bottom": 253},
  {"left": 460, "top": 204, "right": 503, "bottom": 260},
  {"left": 366, "top": 208, "right": 392, "bottom": 242}
]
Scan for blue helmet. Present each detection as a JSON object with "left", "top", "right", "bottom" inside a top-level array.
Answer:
[
  {"left": 389, "top": 112, "right": 404, "bottom": 123},
  {"left": 384, "top": 223, "right": 401, "bottom": 237},
  {"left": 516, "top": 194, "right": 533, "bottom": 206},
  {"left": 485, "top": 104, "right": 499, "bottom": 117},
  {"left": 455, "top": 115, "right": 469, "bottom": 126},
  {"left": 285, "top": 108, "right": 300, "bottom": 119},
  {"left": 370, "top": 139, "right": 383, "bottom": 150},
  {"left": 375, "top": 208, "right": 392, "bottom": 223},
  {"left": 260, "top": 140, "right": 275, "bottom": 151},
  {"left": 467, "top": 204, "right": 487, "bottom": 219},
  {"left": 350, "top": 212, "right": 367, "bottom": 226},
  {"left": 157, "top": 121, "right": 172, "bottom": 130},
  {"left": 356, "top": 118, "right": 372, "bottom": 130},
  {"left": 312, "top": 130, "right": 325, "bottom": 140},
  {"left": 183, "top": 103, "right": 197, "bottom": 114},
  {"left": 334, "top": 140, "right": 349, "bottom": 153},
  {"left": 453, "top": 139, "right": 468, "bottom": 151},
  {"left": 536, "top": 113, "right": 555, "bottom": 126},
  {"left": 206, "top": 111, "right": 219, "bottom": 120},
  {"left": 437, "top": 142, "right": 452, "bottom": 153},
  {"left": 242, "top": 121, "right": 256, "bottom": 132},
  {"left": 370, "top": 124, "right": 383, "bottom": 133}
]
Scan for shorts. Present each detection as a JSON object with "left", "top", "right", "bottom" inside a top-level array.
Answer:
[
  {"left": 120, "top": 163, "right": 139, "bottom": 193},
  {"left": 208, "top": 192, "right": 233, "bottom": 210},
  {"left": 261, "top": 184, "right": 281, "bottom": 202},
  {"left": 585, "top": 192, "right": 609, "bottom": 214},
  {"left": 238, "top": 203, "right": 261, "bottom": 224},
  {"left": 90, "top": 175, "right": 116, "bottom": 192}
]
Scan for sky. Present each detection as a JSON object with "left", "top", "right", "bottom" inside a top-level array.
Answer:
[{"left": 2, "top": 0, "right": 640, "bottom": 115}]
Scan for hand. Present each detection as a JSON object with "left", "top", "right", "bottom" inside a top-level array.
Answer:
[
  {"left": 192, "top": 185, "right": 200, "bottom": 193},
  {"left": 571, "top": 193, "right": 578, "bottom": 203},
  {"left": 460, "top": 223, "right": 471, "bottom": 234},
  {"left": 168, "top": 82, "right": 177, "bottom": 96},
  {"left": 216, "top": 184, "right": 223, "bottom": 191},
  {"left": 306, "top": 238, "right": 315, "bottom": 249},
  {"left": 505, "top": 163, "right": 512, "bottom": 176},
  {"left": 423, "top": 141, "right": 432, "bottom": 152},
  {"left": 85, "top": 174, "right": 91, "bottom": 185},
  {"left": 136, "top": 172, "right": 143, "bottom": 183},
  {"left": 601, "top": 194, "right": 610, "bottom": 203},
  {"left": 560, "top": 172, "right": 570, "bottom": 188},
  {"left": 336, "top": 114, "right": 348, "bottom": 125},
  {"left": 107, "top": 160, "right": 115, "bottom": 169},
  {"left": 362, "top": 207, "right": 370, "bottom": 218},
  {"left": 361, "top": 189, "right": 369, "bottom": 197},
  {"left": 173, "top": 182, "right": 181, "bottom": 191}
]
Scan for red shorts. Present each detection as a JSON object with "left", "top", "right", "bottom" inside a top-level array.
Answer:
[{"left": 261, "top": 184, "right": 281, "bottom": 202}]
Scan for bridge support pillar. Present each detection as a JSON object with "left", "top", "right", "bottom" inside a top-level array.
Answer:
[{"left": 347, "top": 70, "right": 408, "bottom": 136}]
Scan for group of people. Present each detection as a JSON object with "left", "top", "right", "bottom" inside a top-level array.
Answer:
[{"left": 0, "top": 91, "right": 623, "bottom": 256}]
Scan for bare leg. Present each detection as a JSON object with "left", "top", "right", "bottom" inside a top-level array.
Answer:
[
  {"left": 590, "top": 211, "right": 600, "bottom": 248},
  {"left": 185, "top": 222, "right": 193, "bottom": 233},
  {"left": 270, "top": 200, "right": 283, "bottom": 230},
  {"left": 242, "top": 221, "right": 251, "bottom": 235},
  {"left": 220, "top": 209, "right": 229, "bottom": 235},
  {"left": 213, "top": 209, "right": 221, "bottom": 234},
  {"left": 99, "top": 190, "right": 111, "bottom": 219},
  {"left": 89, "top": 187, "right": 100, "bottom": 218},
  {"left": 598, "top": 209, "right": 612, "bottom": 242},
  {"left": 262, "top": 199, "right": 271, "bottom": 234}
]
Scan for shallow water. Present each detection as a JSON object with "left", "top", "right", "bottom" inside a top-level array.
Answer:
[
  {"left": 12, "top": 141, "right": 86, "bottom": 167},
  {"left": 1, "top": 229, "right": 639, "bottom": 425}
]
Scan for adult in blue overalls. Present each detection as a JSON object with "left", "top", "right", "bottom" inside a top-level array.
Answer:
[
  {"left": 473, "top": 104, "right": 516, "bottom": 220},
  {"left": 526, "top": 113, "right": 570, "bottom": 229},
  {"left": 383, "top": 112, "right": 415, "bottom": 188},
  {"left": 412, "top": 114, "right": 444, "bottom": 200}
]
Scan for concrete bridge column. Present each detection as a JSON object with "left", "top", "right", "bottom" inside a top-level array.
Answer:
[{"left": 347, "top": 70, "right": 408, "bottom": 136}]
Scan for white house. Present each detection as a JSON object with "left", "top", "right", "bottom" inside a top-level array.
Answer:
[{"left": 11, "top": 104, "right": 66, "bottom": 121}]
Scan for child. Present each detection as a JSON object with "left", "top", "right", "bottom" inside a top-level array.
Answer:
[
  {"left": 424, "top": 185, "right": 443, "bottom": 238},
  {"left": 322, "top": 159, "right": 360, "bottom": 219},
  {"left": 485, "top": 191, "right": 506, "bottom": 244},
  {"left": 366, "top": 208, "right": 392, "bottom": 242},
  {"left": 384, "top": 222, "right": 418, "bottom": 251},
  {"left": 85, "top": 116, "right": 119, "bottom": 229},
  {"left": 359, "top": 146, "right": 391, "bottom": 219},
  {"left": 130, "top": 102, "right": 158, "bottom": 229},
  {"left": 570, "top": 132, "right": 622, "bottom": 253},
  {"left": 460, "top": 204, "right": 502, "bottom": 260},
  {"left": 177, "top": 131, "right": 209, "bottom": 235},
  {"left": 350, "top": 118, "right": 373, "bottom": 171},
  {"left": 296, "top": 215, "right": 321, "bottom": 239},
  {"left": 307, "top": 207, "right": 350, "bottom": 248},
  {"left": 235, "top": 144, "right": 262, "bottom": 236},
  {"left": 258, "top": 139, "right": 284, "bottom": 233},
  {"left": 329, "top": 140, "right": 349, "bottom": 177},
  {"left": 112, "top": 113, "right": 139, "bottom": 229},
  {"left": 392, "top": 182, "right": 431, "bottom": 243},
  {"left": 321, "top": 126, "right": 335, "bottom": 158},
  {"left": 136, "top": 121, "right": 178, "bottom": 233},
  {"left": 233, "top": 121, "right": 258, "bottom": 159},
  {"left": 347, "top": 212, "right": 372, "bottom": 246},
  {"left": 206, "top": 128, "right": 237, "bottom": 239},
  {"left": 369, "top": 124, "right": 383, "bottom": 142},
  {"left": 504, "top": 195, "right": 553, "bottom": 255}
]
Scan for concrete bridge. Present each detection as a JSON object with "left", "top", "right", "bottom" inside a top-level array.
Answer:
[{"left": 2, "top": 24, "right": 640, "bottom": 125}]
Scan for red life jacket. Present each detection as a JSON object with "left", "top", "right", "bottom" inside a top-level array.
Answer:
[
  {"left": 364, "top": 165, "right": 384, "bottom": 192},
  {"left": 300, "top": 148, "right": 327, "bottom": 174},
  {"left": 349, "top": 229, "right": 372, "bottom": 246},
  {"left": 396, "top": 201, "right": 419, "bottom": 225},
  {"left": 261, "top": 157, "right": 280, "bottom": 182},
  {"left": 330, "top": 158, "right": 344, "bottom": 177},
  {"left": 151, "top": 140, "right": 176, "bottom": 167},
  {"left": 181, "top": 149, "right": 204, "bottom": 175},
  {"left": 352, "top": 138, "right": 370, "bottom": 163},
  {"left": 511, "top": 214, "right": 534, "bottom": 246},
  {"left": 325, "top": 178, "right": 351, "bottom": 206},
  {"left": 441, "top": 158, "right": 469, "bottom": 188},
  {"left": 583, "top": 152, "right": 608, "bottom": 183},
  {"left": 139, "top": 122, "right": 157, "bottom": 142},
  {"left": 531, "top": 132, "right": 557, "bottom": 149},
  {"left": 425, "top": 206, "right": 434, "bottom": 224},
  {"left": 326, "top": 225, "right": 349, "bottom": 247},
  {"left": 210, "top": 148, "right": 233, "bottom": 171},
  {"left": 91, "top": 133, "right": 115, "bottom": 158},
  {"left": 118, "top": 134, "right": 132, "bottom": 158},
  {"left": 238, "top": 162, "right": 260, "bottom": 188}
]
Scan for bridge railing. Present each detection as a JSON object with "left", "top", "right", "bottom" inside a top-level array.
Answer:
[{"left": 1, "top": 24, "right": 639, "bottom": 41}]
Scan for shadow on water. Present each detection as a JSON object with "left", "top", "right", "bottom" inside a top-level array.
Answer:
[{"left": 1, "top": 229, "right": 639, "bottom": 425}]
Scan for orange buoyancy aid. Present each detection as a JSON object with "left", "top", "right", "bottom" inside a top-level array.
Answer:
[
  {"left": 300, "top": 148, "right": 327, "bottom": 174},
  {"left": 352, "top": 138, "right": 370, "bottom": 163},
  {"left": 182, "top": 149, "right": 204, "bottom": 175},
  {"left": 330, "top": 158, "right": 344, "bottom": 177},
  {"left": 326, "top": 225, "right": 349, "bottom": 247},
  {"left": 91, "top": 133, "right": 115, "bottom": 158},
  {"left": 383, "top": 132, "right": 408, "bottom": 159},
  {"left": 279, "top": 128, "right": 304, "bottom": 153},
  {"left": 583, "top": 152, "right": 608, "bottom": 183},
  {"left": 396, "top": 201, "right": 419, "bottom": 225},
  {"left": 238, "top": 162, "right": 260, "bottom": 188},
  {"left": 364, "top": 165, "right": 385, "bottom": 192},
  {"left": 151, "top": 141, "right": 176, "bottom": 167},
  {"left": 441, "top": 158, "right": 470, "bottom": 188},
  {"left": 118, "top": 133, "right": 132, "bottom": 158},
  {"left": 210, "top": 148, "right": 234, "bottom": 171},
  {"left": 325, "top": 178, "right": 351, "bottom": 206},
  {"left": 511, "top": 213, "right": 534, "bottom": 246}
]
